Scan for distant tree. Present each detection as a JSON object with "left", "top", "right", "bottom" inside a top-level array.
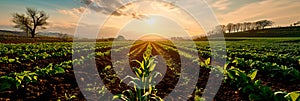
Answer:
[
  {"left": 250, "top": 22, "right": 257, "bottom": 30},
  {"left": 232, "top": 24, "right": 238, "bottom": 32},
  {"left": 222, "top": 20, "right": 274, "bottom": 33},
  {"left": 59, "top": 33, "right": 69, "bottom": 41},
  {"left": 260, "top": 20, "right": 273, "bottom": 29},
  {"left": 227, "top": 23, "right": 233, "bottom": 33},
  {"left": 236, "top": 23, "right": 242, "bottom": 32},
  {"left": 293, "top": 21, "right": 300, "bottom": 26},
  {"left": 116, "top": 35, "right": 126, "bottom": 41},
  {"left": 245, "top": 22, "right": 252, "bottom": 31},
  {"left": 254, "top": 20, "right": 273, "bottom": 30},
  {"left": 220, "top": 25, "right": 226, "bottom": 33},
  {"left": 12, "top": 8, "right": 49, "bottom": 38},
  {"left": 255, "top": 21, "right": 262, "bottom": 30},
  {"left": 171, "top": 37, "right": 184, "bottom": 41},
  {"left": 215, "top": 25, "right": 226, "bottom": 33},
  {"left": 243, "top": 23, "right": 247, "bottom": 31}
]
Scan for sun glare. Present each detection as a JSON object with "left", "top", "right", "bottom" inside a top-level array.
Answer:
[
  {"left": 139, "top": 34, "right": 167, "bottom": 41},
  {"left": 145, "top": 17, "right": 156, "bottom": 25}
]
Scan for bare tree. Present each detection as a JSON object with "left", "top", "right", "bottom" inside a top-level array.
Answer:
[{"left": 12, "top": 8, "right": 49, "bottom": 38}]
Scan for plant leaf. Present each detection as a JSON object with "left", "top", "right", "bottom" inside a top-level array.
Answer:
[
  {"left": 285, "top": 91, "right": 300, "bottom": 101},
  {"left": 205, "top": 58, "right": 210, "bottom": 65},
  {"left": 247, "top": 69, "right": 258, "bottom": 81}
]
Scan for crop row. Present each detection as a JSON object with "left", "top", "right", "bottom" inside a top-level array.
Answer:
[
  {"left": 155, "top": 41, "right": 300, "bottom": 101},
  {"left": 0, "top": 43, "right": 116, "bottom": 92},
  {"left": 201, "top": 59, "right": 300, "bottom": 101},
  {"left": 0, "top": 42, "right": 133, "bottom": 64}
]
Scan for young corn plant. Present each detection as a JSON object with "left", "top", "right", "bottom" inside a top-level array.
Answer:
[
  {"left": 274, "top": 91, "right": 300, "bottom": 101},
  {"left": 194, "top": 87, "right": 205, "bottom": 101},
  {"left": 113, "top": 46, "right": 163, "bottom": 101},
  {"left": 57, "top": 93, "right": 77, "bottom": 101}
]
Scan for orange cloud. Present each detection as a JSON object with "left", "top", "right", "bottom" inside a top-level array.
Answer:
[
  {"left": 211, "top": 0, "right": 231, "bottom": 10},
  {"left": 58, "top": 7, "right": 86, "bottom": 18},
  {"left": 216, "top": 0, "right": 300, "bottom": 26}
]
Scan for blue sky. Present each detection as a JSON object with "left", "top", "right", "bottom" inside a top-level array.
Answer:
[
  {"left": 0, "top": 0, "right": 80, "bottom": 17},
  {"left": 0, "top": 0, "right": 299, "bottom": 38},
  {"left": 0, "top": 0, "right": 81, "bottom": 32},
  {"left": 0, "top": 0, "right": 80, "bottom": 9}
]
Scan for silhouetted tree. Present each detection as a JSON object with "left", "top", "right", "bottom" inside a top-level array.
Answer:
[
  {"left": 12, "top": 8, "right": 49, "bottom": 38},
  {"left": 232, "top": 24, "right": 238, "bottom": 32},
  {"left": 216, "top": 25, "right": 226, "bottom": 33},
  {"left": 255, "top": 21, "right": 262, "bottom": 30},
  {"left": 250, "top": 22, "right": 257, "bottom": 30},
  {"left": 293, "top": 21, "right": 300, "bottom": 26},
  {"left": 236, "top": 23, "right": 242, "bottom": 32},
  {"left": 227, "top": 23, "right": 233, "bottom": 33},
  {"left": 241, "top": 23, "right": 246, "bottom": 31},
  {"left": 221, "top": 20, "right": 274, "bottom": 33},
  {"left": 259, "top": 20, "right": 273, "bottom": 29},
  {"left": 245, "top": 22, "right": 252, "bottom": 31}
]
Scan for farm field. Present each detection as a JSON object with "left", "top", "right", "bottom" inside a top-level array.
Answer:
[{"left": 0, "top": 38, "right": 300, "bottom": 101}]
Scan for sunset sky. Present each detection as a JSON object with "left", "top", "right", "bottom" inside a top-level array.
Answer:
[{"left": 0, "top": 0, "right": 299, "bottom": 39}]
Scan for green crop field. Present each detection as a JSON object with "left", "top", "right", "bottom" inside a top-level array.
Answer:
[
  {"left": 0, "top": 38, "right": 299, "bottom": 101},
  {"left": 1, "top": 0, "right": 300, "bottom": 100}
]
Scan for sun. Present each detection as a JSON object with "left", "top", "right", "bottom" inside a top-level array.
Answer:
[{"left": 145, "top": 17, "right": 156, "bottom": 25}]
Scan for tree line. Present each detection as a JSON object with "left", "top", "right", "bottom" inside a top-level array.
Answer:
[{"left": 216, "top": 20, "right": 274, "bottom": 33}]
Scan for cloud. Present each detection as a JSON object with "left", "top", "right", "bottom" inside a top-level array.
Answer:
[
  {"left": 58, "top": 7, "right": 86, "bottom": 18},
  {"left": 80, "top": 0, "right": 144, "bottom": 19},
  {"left": 80, "top": 0, "right": 178, "bottom": 19},
  {"left": 46, "top": 21, "right": 121, "bottom": 37},
  {"left": 150, "top": 1, "right": 179, "bottom": 12},
  {"left": 211, "top": 0, "right": 231, "bottom": 10},
  {"left": 81, "top": 0, "right": 124, "bottom": 15},
  {"left": 217, "top": 0, "right": 300, "bottom": 25},
  {"left": 51, "top": 22, "right": 77, "bottom": 29},
  {"left": 45, "top": 21, "right": 78, "bottom": 34}
]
